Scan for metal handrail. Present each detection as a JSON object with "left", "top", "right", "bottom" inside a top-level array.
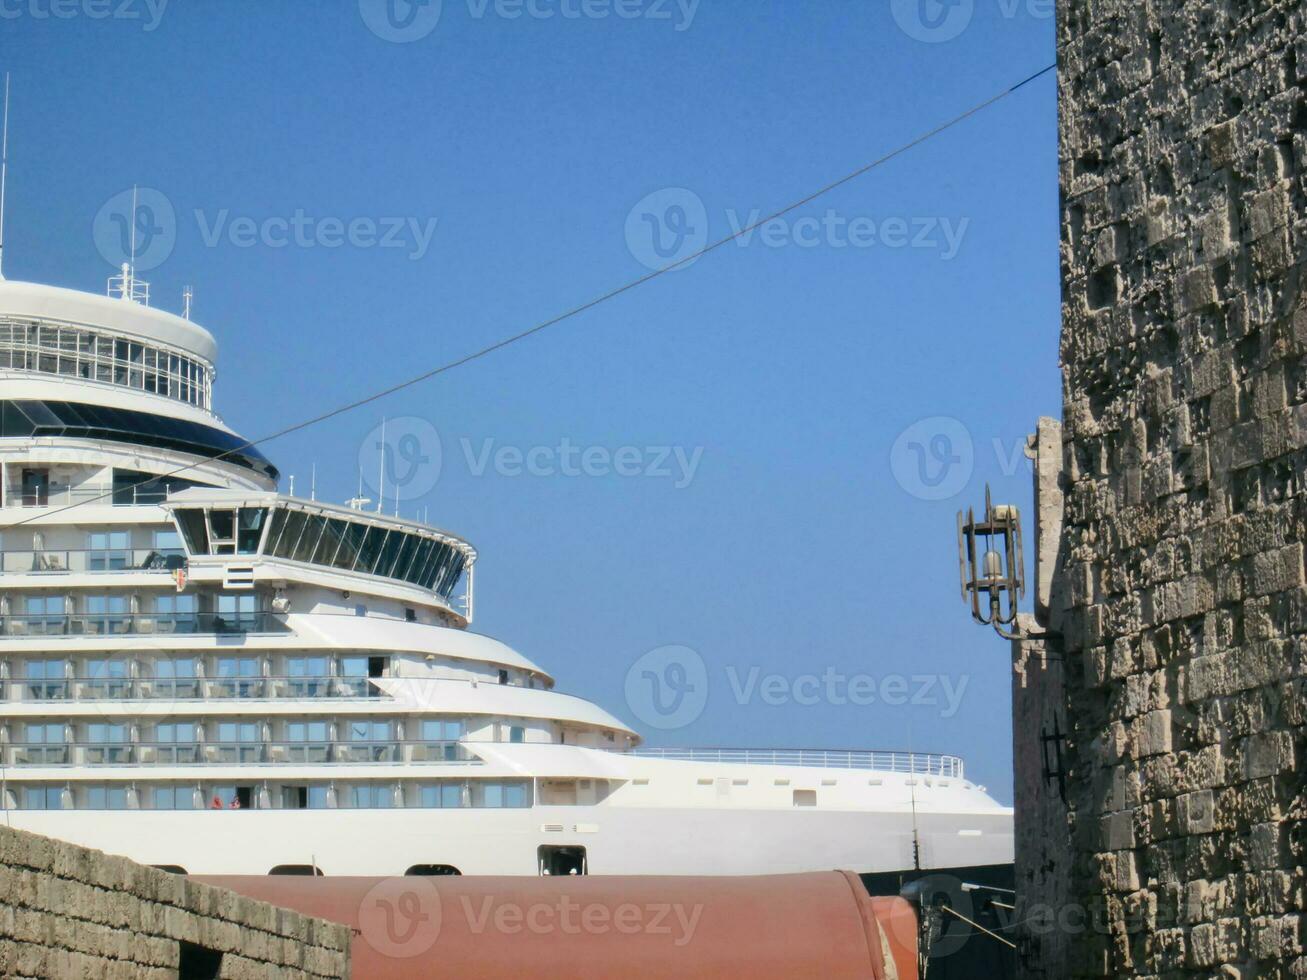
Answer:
[
  {"left": 4, "top": 482, "right": 173, "bottom": 508},
  {"left": 6, "top": 674, "right": 378, "bottom": 701},
  {"left": 620, "top": 747, "right": 966, "bottom": 778},
  {"left": 4, "top": 738, "right": 479, "bottom": 766},
  {"left": 0, "top": 548, "right": 184, "bottom": 574},
  {"left": 0, "top": 612, "right": 283, "bottom": 638}
]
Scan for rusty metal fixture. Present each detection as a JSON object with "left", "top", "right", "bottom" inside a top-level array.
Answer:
[{"left": 957, "top": 484, "right": 1029, "bottom": 640}]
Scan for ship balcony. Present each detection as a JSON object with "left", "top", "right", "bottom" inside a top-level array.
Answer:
[
  {"left": 3, "top": 739, "right": 478, "bottom": 767},
  {"left": 2, "top": 481, "right": 174, "bottom": 510},
  {"left": 0, "top": 548, "right": 185, "bottom": 574},
  {"left": 0, "top": 611, "right": 284, "bottom": 638},
  {"left": 6, "top": 674, "right": 376, "bottom": 702}
]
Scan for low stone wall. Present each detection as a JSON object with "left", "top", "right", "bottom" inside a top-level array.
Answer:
[{"left": 0, "top": 824, "right": 350, "bottom": 979}]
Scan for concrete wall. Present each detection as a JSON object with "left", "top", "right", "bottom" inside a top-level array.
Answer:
[
  {"left": 1055, "top": 0, "right": 1307, "bottom": 975},
  {"left": 0, "top": 824, "right": 350, "bottom": 979}
]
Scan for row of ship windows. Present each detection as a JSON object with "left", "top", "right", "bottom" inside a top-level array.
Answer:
[
  {"left": 6, "top": 653, "right": 532, "bottom": 700},
  {"left": 4, "top": 592, "right": 260, "bottom": 636},
  {"left": 8, "top": 780, "right": 531, "bottom": 811},
  {"left": 0, "top": 321, "right": 212, "bottom": 408}
]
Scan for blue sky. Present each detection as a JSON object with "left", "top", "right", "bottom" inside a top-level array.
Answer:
[{"left": 2, "top": 0, "right": 1058, "bottom": 800}]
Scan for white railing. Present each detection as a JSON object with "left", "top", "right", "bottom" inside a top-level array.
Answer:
[{"left": 622, "top": 748, "right": 965, "bottom": 778}]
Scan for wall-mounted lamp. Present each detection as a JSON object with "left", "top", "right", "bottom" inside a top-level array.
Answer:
[{"left": 957, "top": 484, "right": 1039, "bottom": 641}]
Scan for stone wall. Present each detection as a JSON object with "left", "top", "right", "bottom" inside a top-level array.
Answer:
[
  {"left": 0, "top": 824, "right": 350, "bottom": 978},
  {"left": 1055, "top": 0, "right": 1307, "bottom": 976}
]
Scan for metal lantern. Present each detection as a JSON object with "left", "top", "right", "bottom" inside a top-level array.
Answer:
[{"left": 957, "top": 484, "right": 1025, "bottom": 639}]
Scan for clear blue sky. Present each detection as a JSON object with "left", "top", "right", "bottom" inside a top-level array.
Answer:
[{"left": 3, "top": 0, "right": 1057, "bottom": 801}]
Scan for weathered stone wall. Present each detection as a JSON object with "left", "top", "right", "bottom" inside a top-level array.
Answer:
[
  {"left": 1056, "top": 0, "right": 1307, "bottom": 976},
  {"left": 0, "top": 825, "right": 350, "bottom": 978}
]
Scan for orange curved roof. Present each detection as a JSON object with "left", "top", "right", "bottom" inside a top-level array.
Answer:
[{"left": 196, "top": 871, "right": 917, "bottom": 979}]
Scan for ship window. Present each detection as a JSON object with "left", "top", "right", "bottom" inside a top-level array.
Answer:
[
  {"left": 174, "top": 509, "right": 209, "bottom": 555},
  {"left": 24, "top": 659, "right": 67, "bottom": 699},
  {"left": 236, "top": 508, "right": 268, "bottom": 554},
  {"left": 353, "top": 526, "right": 385, "bottom": 574},
  {"left": 405, "top": 538, "right": 437, "bottom": 585},
  {"left": 287, "top": 721, "right": 329, "bottom": 743},
  {"left": 793, "top": 790, "right": 817, "bottom": 807},
  {"left": 390, "top": 533, "right": 421, "bottom": 582},
  {"left": 420, "top": 720, "right": 463, "bottom": 742},
  {"left": 25, "top": 722, "right": 64, "bottom": 744},
  {"left": 509, "top": 726, "right": 525, "bottom": 743},
  {"left": 269, "top": 508, "right": 307, "bottom": 559},
  {"left": 420, "top": 784, "right": 466, "bottom": 808},
  {"left": 351, "top": 785, "right": 395, "bottom": 808},
  {"left": 374, "top": 530, "right": 405, "bottom": 578},
  {"left": 268, "top": 865, "right": 323, "bottom": 876},
  {"left": 23, "top": 787, "right": 63, "bottom": 810},
  {"left": 84, "top": 595, "right": 130, "bottom": 633},
  {"left": 311, "top": 518, "right": 347, "bottom": 566},
  {"left": 212, "top": 786, "right": 253, "bottom": 809},
  {"left": 405, "top": 865, "right": 462, "bottom": 876},
  {"left": 154, "top": 529, "right": 183, "bottom": 553},
  {"left": 262, "top": 507, "right": 290, "bottom": 555},
  {"left": 152, "top": 786, "right": 197, "bottom": 810},
  {"left": 87, "top": 531, "right": 131, "bottom": 569},
  {"left": 334, "top": 521, "right": 368, "bottom": 570},
  {"left": 291, "top": 515, "right": 326, "bottom": 563},
  {"left": 86, "top": 785, "right": 129, "bottom": 810},
  {"left": 498, "top": 669, "right": 509, "bottom": 685},
  {"left": 207, "top": 510, "right": 236, "bottom": 554}
]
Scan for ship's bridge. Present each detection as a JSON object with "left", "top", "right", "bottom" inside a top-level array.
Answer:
[{"left": 163, "top": 489, "right": 477, "bottom": 618}]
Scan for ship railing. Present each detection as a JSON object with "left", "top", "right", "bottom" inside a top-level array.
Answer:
[
  {"left": 0, "top": 612, "right": 285, "bottom": 638},
  {"left": 4, "top": 674, "right": 377, "bottom": 702},
  {"left": 620, "top": 747, "right": 966, "bottom": 779},
  {"left": 3, "top": 739, "right": 479, "bottom": 767},
  {"left": 0, "top": 548, "right": 185, "bottom": 574},
  {"left": 3, "top": 482, "right": 172, "bottom": 509}
]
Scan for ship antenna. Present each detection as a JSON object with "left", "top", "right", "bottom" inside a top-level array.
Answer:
[
  {"left": 377, "top": 417, "right": 386, "bottom": 513},
  {"left": 0, "top": 72, "right": 11, "bottom": 281},
  {"left": 310, "top": 463, "right": 317, "bottom": 501},
  {"left": 183, "top": 286, "right": 193, "bottom": 320}
]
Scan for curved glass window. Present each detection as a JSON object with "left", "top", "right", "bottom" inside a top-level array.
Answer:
[
  {"left": 0, "top": 317, "right": 212, "bottom": 408},
  {"left": 0, "top": 400, "right": 277, "bottom": 480}
]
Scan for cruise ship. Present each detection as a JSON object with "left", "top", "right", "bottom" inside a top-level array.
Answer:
[{"left": 0, "top": 265, "right": 1013, "bottom": 877}]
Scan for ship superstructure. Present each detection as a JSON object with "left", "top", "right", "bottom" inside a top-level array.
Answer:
[{"left": 0, "top": 273, "right": 1013, "bottom": 877}]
